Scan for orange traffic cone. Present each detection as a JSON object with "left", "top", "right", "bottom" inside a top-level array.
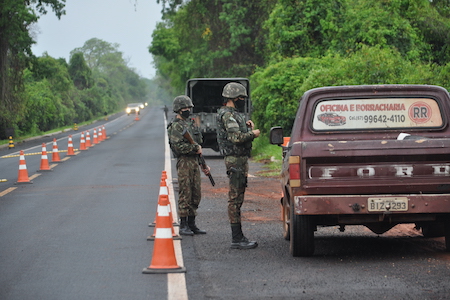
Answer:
[
  {"left": 102, "top": 125, "right": 107, "bottom": 140},
  {"left": 38, "top": 143, "right": 51, "bottom": 171},
  {"left": 52, "top": 138, "right": 61, "bottom": 162},
  {"left": 67, "top": 135, "right": 75, "bottom": 155},
  {"left": 16, "top": 150, "right": 32, "bottom": 184},
  {"left": 149, "top": 177, "right": 175, "bottom": 227},
  {"left": 159, "top": 178, "right": 169, "bottom": 196},
  {"left": 93, "top": 128, "right": 98, "bottom": 144},
  {"left": 142, "top": 195, "right": 186, "bottom": 274},
  {"left": 86, "top": 130, "right": 91, "bottom": 148},
  {"left": 80, "top": 132, "right": 87, "bottom": 151},
  {"left": 161, "top": 170, "right": 167, "bottom": 181},
  {"left": 135, "top": 111, "right": 140, "bottom": 121},
  {"left": 98, "top": 127, "right": 103, "bottom": 142},
  {"left": 147, "top": 194, "right": 181, "bottom": 240}
]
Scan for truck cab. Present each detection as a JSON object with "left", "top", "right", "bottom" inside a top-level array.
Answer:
[
  {"left": 270, "top": 84, "right": 450, "bottom": 256},
  {"left": 186, "top": 78, "right": 251, "bottom": 152}
]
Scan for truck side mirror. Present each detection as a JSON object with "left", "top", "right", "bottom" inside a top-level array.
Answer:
[{"left": 269, "top": 127, "right": 284, "bottom": 145}]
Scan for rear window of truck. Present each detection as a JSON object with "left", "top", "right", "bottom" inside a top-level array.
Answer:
[{"left": 312, "top": 97, "right": 444, "bottom": 131}]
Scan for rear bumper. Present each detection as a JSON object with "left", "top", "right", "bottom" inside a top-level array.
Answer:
[{"left": 294, "top": 194, "right": 450, "bottom": 215}]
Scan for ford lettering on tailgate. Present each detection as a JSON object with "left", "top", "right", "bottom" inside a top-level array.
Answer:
[{"left": 309, "top": 164, "right": 450, "bottom": 179}]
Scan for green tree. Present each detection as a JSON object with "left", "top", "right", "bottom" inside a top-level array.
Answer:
[
  {"left": 250, "top": 0, "right": 450, "bottom": 136},
  {"left": 265, "top": 0, "right": 343, "bottom": 61},
  {"left": 68, "top": 52, "right": 93, "bottom": 90},
  {"left": 72, "top": 38, "right": 149, "bottom": 112},
  {"left": 71, "top": 38, "right": 120, "bottom": 71},
  {"left": 0, "top": 0, "right": 65, "bottom": 138},
  {"left": 149, "top": 0, "right": 275, "bottom": 95},
  {"left": 21, "top": 55, "right": 75, "bottom": 133}
]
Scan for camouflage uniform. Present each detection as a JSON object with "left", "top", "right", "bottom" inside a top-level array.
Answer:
[
  {"left": 167, "top": 118, "right": 203, "bottom": 218},
  {"left": 217, "top": 106, "right": 256, "bottom": 224}
]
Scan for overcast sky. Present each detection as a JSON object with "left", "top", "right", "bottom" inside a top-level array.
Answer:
[{"left": 31, "top": 0, "right": 163, "bottom": 79}]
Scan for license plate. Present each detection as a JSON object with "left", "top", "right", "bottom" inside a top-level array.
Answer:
[{"left": 367, "top": 197, "right": 408, "bottom": 212}]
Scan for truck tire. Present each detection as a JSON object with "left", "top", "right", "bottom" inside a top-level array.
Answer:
[
  {"left": 290, "top": 208, "right": 315, "bottom": 257},
  {"left": 282, "top": 197, "right": 290, "bottom": 241},
  {"left": 444, "top": 220, "right": 450, "bottom": 252},
  {"left": 421, "top": 222, "right": 445, "bottom": 238}
]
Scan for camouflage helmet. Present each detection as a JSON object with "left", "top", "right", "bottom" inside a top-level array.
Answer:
[
  {"left": 222, "top": 82, "right": 248, "bottom": 99},
  {"left": 173, "top": 95, "right": 194, "bottom": 112}
]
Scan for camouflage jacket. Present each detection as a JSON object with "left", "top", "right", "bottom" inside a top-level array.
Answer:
[
  {"left": 167, "top": 117, "right": 202, "bottom": 158},
  {"left": 216, "top": 106, "right": 255, "bottom": 157}
]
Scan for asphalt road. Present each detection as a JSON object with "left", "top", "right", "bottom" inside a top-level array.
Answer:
[
  {"left": 1, "top": 107, "right": 450, "bottom": 300},
  {"left": 0, "top": 107, "right": 168, "bottom": 299}
]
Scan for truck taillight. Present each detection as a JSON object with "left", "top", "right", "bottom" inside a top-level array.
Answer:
[{"left": 289, "top": 156, "right": 301, "bottom": 187}]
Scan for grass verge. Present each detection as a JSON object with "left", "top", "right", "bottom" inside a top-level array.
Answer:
[{"left": 251, "top": 135, "right": 282, "bottom": 177}]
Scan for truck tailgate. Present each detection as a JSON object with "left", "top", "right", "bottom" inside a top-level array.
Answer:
[{"left": 296, "top": 138, "right": 450, "bottom": 195}]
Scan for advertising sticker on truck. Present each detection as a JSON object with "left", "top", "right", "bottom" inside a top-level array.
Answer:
[{"left": 313, "top": 97, "right": 443, "bottom": 130}]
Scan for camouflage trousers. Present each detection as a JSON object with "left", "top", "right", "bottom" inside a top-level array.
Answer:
[
  {"left": 225, "top": 155, "right": 249, "bottom": 224},
  {"left": 176, "top": 156, "right": 201, "bottom": 218}
]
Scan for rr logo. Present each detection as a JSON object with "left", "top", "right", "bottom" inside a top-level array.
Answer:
[{"left": 409, "top": 101, "right": 432, "bottom": 124}]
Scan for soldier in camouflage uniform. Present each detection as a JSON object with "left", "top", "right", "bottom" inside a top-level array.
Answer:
[
  {"left": 168, "top": 96, "right": 210, "bottom": 235},
  {"left": 216, "top": 82, "right": 260, "bottom": 249}
]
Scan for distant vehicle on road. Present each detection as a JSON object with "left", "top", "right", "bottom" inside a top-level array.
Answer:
[{"left": 126, "top": 103, "right": 142, "bottom": 116}]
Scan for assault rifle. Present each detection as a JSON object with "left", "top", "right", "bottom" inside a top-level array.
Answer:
[{"left": 182, "top": 129, "right": 215, "bottom": 186}]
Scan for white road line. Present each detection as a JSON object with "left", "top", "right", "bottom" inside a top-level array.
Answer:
[{"left": 165, "top": 115, "right": 189, "bottom": 300}]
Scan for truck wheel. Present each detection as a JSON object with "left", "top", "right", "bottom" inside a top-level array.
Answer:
[
  {"left": 444, "top": 220, "right": 450, "bottom": 252},
  {"left": 282, "top": 197, "right": 290, "bottom": 241},
  {"left": 290, "top": 208, "right": 315, "bottom": 257},
  {"left": 421, "top": 222, "right": 445, "bottom": 238}
]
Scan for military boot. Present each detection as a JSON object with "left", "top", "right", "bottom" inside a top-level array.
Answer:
[
  {"left": 179, "top": 217, "right": 194, "bottom": 236},
  {"left": 230, "top": 223, "right": 258, "bottom": 249},
  {"left": 188, "top": 216, "right": 206, "bottom": 234}
]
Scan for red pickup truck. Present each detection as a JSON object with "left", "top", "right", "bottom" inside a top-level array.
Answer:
[{"left": 270, "top": 85, "right": 450, "bottom": 256}]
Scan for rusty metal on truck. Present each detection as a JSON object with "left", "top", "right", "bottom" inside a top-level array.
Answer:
[
  {"left": 186, "top": 78, "right": 251, "bottom": 152},
  {"left": 270, "top": 84, "right": 450, "bottom": 256}
]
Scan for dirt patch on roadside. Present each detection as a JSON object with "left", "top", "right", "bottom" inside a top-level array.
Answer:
[{"left": 202, "top": 169, "right": 282, "bottom": 223}]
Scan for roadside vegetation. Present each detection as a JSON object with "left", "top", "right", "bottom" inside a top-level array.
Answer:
[
  {"left": 0, "top": 1, "right": 167, "bottom": 141},
  {"left": 1, "top": 0, "right": 450, "bottom": 164},
  {"left": 150, "top": 0, "right": 450, "bottom": 165}
]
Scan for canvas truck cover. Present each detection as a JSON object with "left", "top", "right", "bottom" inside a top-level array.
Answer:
[{"left": 186, "top": 78, "right": 251, "bottom": 151}]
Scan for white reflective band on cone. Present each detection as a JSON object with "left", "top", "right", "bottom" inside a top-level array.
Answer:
[
  {"left": 160, "top": 186, "right": 168, "bottom": 195},
  {"left": 19, "top": 165, "right": 27, "bottom": 170},
  {"left": 155, "top": 228, "right": 172, "bottom": 239},
  {"left": 157, "top": 205, "right": 170, "bottom": 216}
]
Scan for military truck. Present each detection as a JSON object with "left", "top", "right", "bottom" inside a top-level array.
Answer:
[
  {"left": 270, "top": 84, "right": 450, "bottom": 256},
  {"left": 185, "top": 78, "right": 251, "bottom": 152}
]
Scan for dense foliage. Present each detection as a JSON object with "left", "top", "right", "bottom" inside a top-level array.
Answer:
[
  {"left": 0, "top": 1, "right": 161, "bottom": 139},
  {"left": 151, "top": 0, "right": 450, "bottom": 136},
  {"left": 2, "top": 0, "right": 450, "bottom": 140},
  {"left": 2, "top": 37, "right": 151, "bottom": 138},
  {"left": 150, "top": 0, "right": 276, "bottom": 96},
  {"left": 0, "top": 0, "right": 66, "bottom": 138},
  {"left": 0, "top": 0, "right": 153, "bottom": 140}
]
